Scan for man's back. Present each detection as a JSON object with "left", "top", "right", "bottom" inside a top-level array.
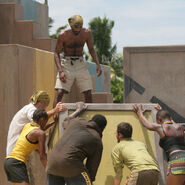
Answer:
[
  {"left": 112, "top": 138, "right": 159, "bottom": 174},
  {"left": 47, "top": 118, "right": 103, "bottom": 180}
]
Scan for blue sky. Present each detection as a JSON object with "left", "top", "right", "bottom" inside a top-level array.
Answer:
[{"left": 38, "top": 0, "right": 185, "bottom": 53}]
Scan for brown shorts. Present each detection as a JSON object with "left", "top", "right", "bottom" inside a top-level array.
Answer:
[
  {"left": 125, "top": 170, "right": 159, "bottom": 185},
  {"left": 55, "top": 57, "right": 92, "bottom": 93}
]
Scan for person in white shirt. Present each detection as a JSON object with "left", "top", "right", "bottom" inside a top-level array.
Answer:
[{"left": 6, "top": 90, "right": 67, "bottom": 156}]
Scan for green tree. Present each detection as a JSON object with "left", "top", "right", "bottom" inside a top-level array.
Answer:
[
  {"left": 88, "top": 16, "right": 123, "bottom": 103},
  {"left": 48, "top": 17, "right": 54, "bottom": 33},
  {"left": 50, "top": 24, "right": 68, "bottom": 39},
  {"left": 110, "top": 53, "right": 124, "bottom": 103},
  {"left": 48, "top": 17, "right": 68, "bottom": 39},
  {"left": 88, "top": 16, "right": 117, "bottom": 64}
]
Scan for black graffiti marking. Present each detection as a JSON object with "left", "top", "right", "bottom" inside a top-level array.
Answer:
[
  {"left": 124, "top": 74, "right": 145, "bottom": 98},
  {"left": 150, "top": 96, "right": 185, "bottom": 123}
]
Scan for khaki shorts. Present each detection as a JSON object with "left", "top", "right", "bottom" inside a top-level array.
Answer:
[
  {"left": 125, "top": 170, "right": 159, "bottom": 185},
  {"left": 55, "top": 57, "right": 93, "bottom": 93}
]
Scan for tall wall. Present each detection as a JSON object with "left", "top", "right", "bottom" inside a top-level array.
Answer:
[
  {"left": 0, "top": 0, "right": 48, "bottom": 37},
  {"left": 0, "top": 44, "right": 112, "bottom": 184},
  {"left": 0, "top": 44, "right": 55, "bottom": 185},
  {"left": 0, "top": 1, "right": 54, "bottom": 51},
  {"left": 124, "top": 45, "right": 185, "bottom": 123}
]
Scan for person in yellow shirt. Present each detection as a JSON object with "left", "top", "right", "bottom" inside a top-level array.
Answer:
[
  {"left": 4, "top": 109, "right": 49, "bottom": 185},
  {"left": 111, "top": 122, "right": 159, "bottom": 185}
]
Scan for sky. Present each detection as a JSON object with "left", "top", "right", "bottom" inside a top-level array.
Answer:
[{"left": 38, "top": 0, "right": 185, "bottom": 53}]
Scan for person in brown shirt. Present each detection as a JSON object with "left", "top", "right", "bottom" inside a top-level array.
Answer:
[
  {"left": 53, "top": 15, "right": 102, "bottom": 106},
  {"left": 47, "top": 103, "right": 107, "bottom": 185}
]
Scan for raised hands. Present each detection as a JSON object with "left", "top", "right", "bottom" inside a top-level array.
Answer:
[
  {"left": 76, "top": 102, "right": 88, "bottom": 113},
  {"left": 133, "top": 104, "right": 146, "bottom": 115},
  {"left": 54, "top": 102, "right": 67, "bottom": 114}
]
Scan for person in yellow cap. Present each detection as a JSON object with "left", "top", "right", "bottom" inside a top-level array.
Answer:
[
  {"left": 6, "top": 90, "right": 67, "bottom": 157},
  {"left": 53, "top": 15, "right": 102, "bottom": 106}
]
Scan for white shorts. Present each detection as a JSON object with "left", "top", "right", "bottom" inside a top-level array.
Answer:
[{"left": 55, "top": 57, "right": 93, "bottom": 93}]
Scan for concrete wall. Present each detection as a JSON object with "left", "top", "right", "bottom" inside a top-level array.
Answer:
[
  {"left": 0, "top": 0, "right": 48, "bottom": 37},
  {"left": 0, "top": 2, "right": 53, "bottom": 51},
  {"left": 124, "top": 45, "right": 185, "bottom": 123},
  {"left": 36, "top": 2, "right": 49, "bottom": 37},
  {"left": 0, "top": 44, "right": 55, "bottom": 185},
  {"left": 50, "top": 104, "right": 165, "bottom": 185},
  {"left": 0, "top": 44, "right": 112, "bottom": 184}
]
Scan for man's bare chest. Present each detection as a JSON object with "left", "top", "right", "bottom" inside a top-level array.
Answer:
[
  {"left": 64, "top": 32, "right": 86, "bottom": 48},
  {"left": 65, "top": 37, "right": 86, "bottom": 48}
]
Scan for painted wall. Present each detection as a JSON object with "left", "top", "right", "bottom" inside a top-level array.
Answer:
[
  {"left": 124, "top": 45, "right": 185, "bottom": 123},
  {"left": 0, "top": 0, "right": 48, "bottom": 37},
  {"left": 0, "top": 1, "right": 52, "bottom": 52},
  {"left": 0, "top": 44, "right": 55, "bottom": 185},
  {"left": 49, "top": 104, "right": 165, "bottom": 185},
  {"left": 88, "top": 61, "right": 111, "bottom": 93},
  {"left": 0, "top": 44, "right": 112, "bottom": 184}
]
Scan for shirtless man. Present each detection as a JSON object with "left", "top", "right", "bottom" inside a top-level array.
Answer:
[{"left": 53, "top": 15, "right": 102, "bottom": 106}]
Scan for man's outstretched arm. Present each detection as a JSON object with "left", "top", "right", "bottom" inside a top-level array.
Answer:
[
  {"left": 133, "top": 104, "right": 160, "bottom": 131},
  {"left": 47, "top": 102, "right": 67, "bottom": 118},
  {"left": 66, "top": 102, "right": 87, "bottom": 120},
  {"left": 54, "top": 34, "right": 67, "bottom": 83},
  {"left": 62, "top": 102, "right": 87, "bottom": 129}
]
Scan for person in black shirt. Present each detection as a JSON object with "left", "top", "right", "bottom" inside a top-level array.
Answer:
[{"left": 133, "top": 104, "right": 185, "bottom": 185}]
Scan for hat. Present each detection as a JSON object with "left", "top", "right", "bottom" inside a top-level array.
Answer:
[
  {"left": 30, "top": 91, "right": 50, "bottom": 105},
  {"left": 68, "top": 15, "right": 83, "bottom": 28}
]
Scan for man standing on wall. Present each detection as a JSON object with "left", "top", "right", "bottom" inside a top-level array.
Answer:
[{"left": 53, "top": 15, "right": 102, "bottom": 106}]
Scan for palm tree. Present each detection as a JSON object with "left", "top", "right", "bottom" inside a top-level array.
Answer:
[
  {"left": 88, "top": 16, "right": 117, "bottom": 64},
  {"left": 48, "top": 17, "right": 54, "bottom": 33},
  {"left": 48, "top": 17, "right": 68, "bottom": 39},
  {"left": 50, "top": 24, "right": 68, "bottom": 39}
]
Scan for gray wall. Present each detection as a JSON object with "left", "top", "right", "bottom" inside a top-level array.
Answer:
[
  {"left": 0, "top": 0, "right": 48, "bottom": 37},
  {"left": 124, "top": 45, "right": 185, "bottom": 123}
]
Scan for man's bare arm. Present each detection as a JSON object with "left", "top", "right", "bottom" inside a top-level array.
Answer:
[
  {"left": 86, "top": 30, "right": 102, "bottom": 77},
  {"left": 114, "top": 178, "right": 122, "bottom": 185},
  {"left": 27, "top": 129, "right": 47, "bottom": 168},
  {"left": 47, "top": 102, "right": 67, "bottom": 118},
  {"left": 63, "top": 102, "right": 87, "bottom": 129},
  {"left": 37, "top": 130, "right": 47, "bottom": 168},
  {"left": 54, "top": 34, "right": 63, "bottom": 72},
  {"left": 43, "top": 121, "right": 55, "bottom": 131},
  {"left": 133, "top": 104, "right": 160, "bottom": 131},
  {"left": 65, "top": 102, "right": 87, "bottom": 121},
  {"left": 54, "top": 34, "right": 67, "bottom": 83}
]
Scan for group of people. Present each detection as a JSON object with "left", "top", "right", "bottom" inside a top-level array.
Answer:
[
  {"left": 4, "top": 90, "right": 185, "bottom": 185},
  {"left": 4, "top": 14, "right": 185, "bottom": 185}
]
